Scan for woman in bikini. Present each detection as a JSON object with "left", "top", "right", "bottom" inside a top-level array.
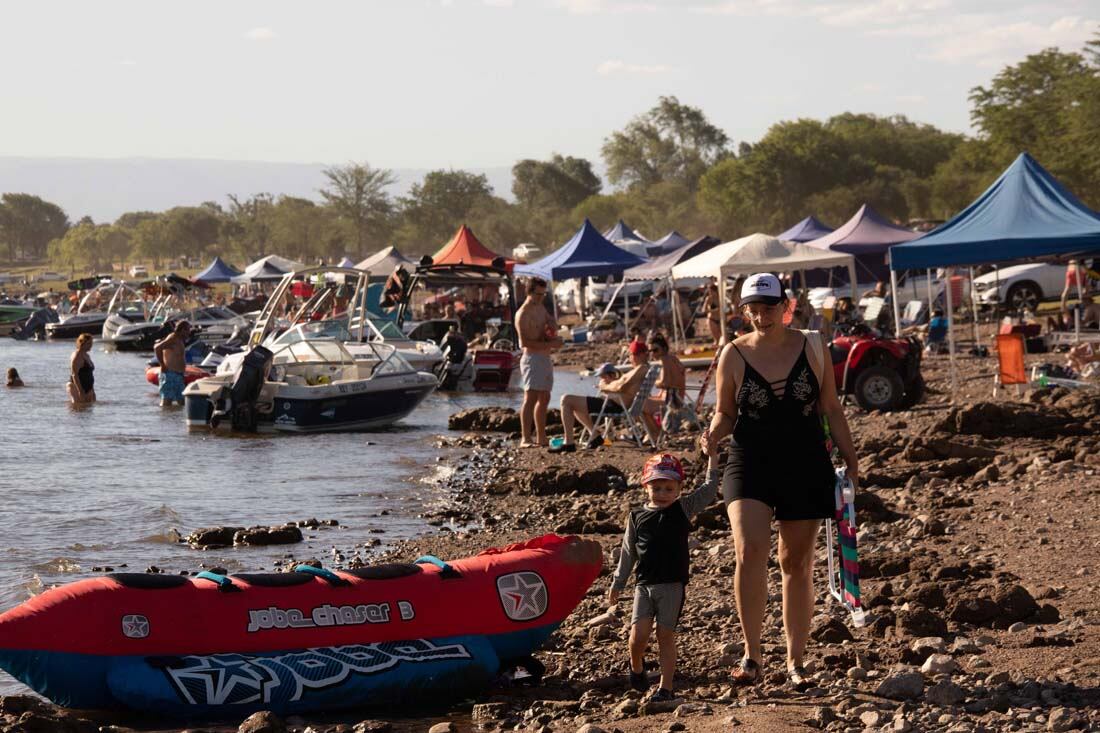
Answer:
[{"left": 702, "top": 273, "right": 859, "bottom": 689}]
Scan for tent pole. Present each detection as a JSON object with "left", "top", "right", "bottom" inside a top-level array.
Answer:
[
  {"left": 668, "top": 275, "right": 683, "bottom": 351},
  {"left": 848, "top": 263, "right": 857, "bottom": 301},
  {"left": 1075, "top": 264, "right": 1084, "bottom": 343},
  {"left": 889, "top": 267, "right": 902, "bottom": 338},
  {"left": 968, "top": 267, "right": 980, "bottom": 347},
  {"left": 717, "top": 270, "right": 728, "bottom": 346},
  {"left": 549, "top": 279, "right": 558, "bottom": 321},
  {"left": 622, "top": 285, "right": 630, "bottom": 335},
  {"left": 600, "top": 282, "right": 624, "bottom": 323},
  {"left": 946, "top": 267, "right": 958, "bottom": 399},
  {"left": 578, "top": 277, "right": 587, "bottom": 319},
  {"left": 927, "top": 269, "right": 934, "bottom": 314}
]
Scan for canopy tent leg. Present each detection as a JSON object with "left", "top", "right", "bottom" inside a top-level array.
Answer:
[
  {"left": 890, "top": 268, "right": 902, "bottom": 338},
  {"left": 669, "top": 275, "right": 683, "bottom": 351},
  {"left": 1075, "top": 266, "right": 1084, "bottom": 343},
  {"left": 968, "top": 267, "right": 980, "bottom": 348},
  {"left": 578, "top": 276, "right": 587, "bottom": 319},
  {"left": 549, "top": 279, "right": 558, "bottom": 321},
  {"left": 622, "top": 285, "right": 630, "bottom": 335},
  {"left": 946, "top": 267, "right": 958, "bottom": 399},
  {"left": 927, "top": 269, "right": 934, "bottom": 314},
  {"left": 717, "top": 272, "right": 728, "bottom": 346},
  {"left": 848, "top": 263, "right": 858, "bottom": 301}
]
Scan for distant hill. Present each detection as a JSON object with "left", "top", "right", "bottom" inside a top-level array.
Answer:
[{"left": 0, "top": 157, "right": 515, "bottom": 223}]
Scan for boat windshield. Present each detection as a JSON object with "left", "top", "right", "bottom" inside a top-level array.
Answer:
[
  {"left": 272, "top": 339, "right": 355, "bottom": 366},
  {"left": 368, "top": 317, "right": 406, "bottom": 340},
  {"left": 272, "top": 320, "right": 352, "bottom": 346}
]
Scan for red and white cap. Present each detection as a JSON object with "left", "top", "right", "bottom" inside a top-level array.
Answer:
[{"left": 641, "top": 454, "right": 685, "bottom": 484}]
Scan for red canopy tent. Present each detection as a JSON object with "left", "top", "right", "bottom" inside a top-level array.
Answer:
[{"left": 432, "top": 225, "right": 518, "bottom": 271}]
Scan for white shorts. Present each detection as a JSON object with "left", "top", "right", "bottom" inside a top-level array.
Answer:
[{"left": 521, "top": 352, "right": 553, "bottom": 392}]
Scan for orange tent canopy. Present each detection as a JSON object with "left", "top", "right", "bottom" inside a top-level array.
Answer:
[{"left": 432, "top": 225, "right": 517, "bottom": 271}]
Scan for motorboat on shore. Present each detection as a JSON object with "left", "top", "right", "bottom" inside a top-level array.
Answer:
[
  {"left": 0, "top": 302, "right": 37, "bottom": 337},
  {"left": 183, "top": 338, "right": 437, "bottom": 433},
  {"left": 46, "top": 282, "right": 146, "bottom": 340},
  {"left": 395, "top": 260, "right": 521, "bottom": 392}
]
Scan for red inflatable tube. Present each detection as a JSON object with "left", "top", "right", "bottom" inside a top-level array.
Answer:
[{"left": 145, "top": 365, "right": 209, "bottom": 386}]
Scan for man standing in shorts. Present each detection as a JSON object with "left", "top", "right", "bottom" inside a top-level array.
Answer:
[
  {"left": 516, "top": 276, "right": 561, "bottom": 447},
  {"left": 154, "top": 320, "right": 191, "bottom": 407}
]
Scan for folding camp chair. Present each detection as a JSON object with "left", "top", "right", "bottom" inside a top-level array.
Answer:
[
  {"left": 656, "top": 389, "right": 703, "bottom": 449},
  {"left": 900, "top": 299, "right": 927, "bottom": 327},
  {"left": 993, "top": 333, "right": 1027, "bottom": 397},
  {"left": 825, "top": 468, "right": 867, "bottom": 628},
  {"left": 582, "top": 364, "right": 661, "bottom": 448}
]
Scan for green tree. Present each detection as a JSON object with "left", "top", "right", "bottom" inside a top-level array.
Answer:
[
  {"left": 160, "top": 206, "right": 222, "bottom": 263},
  {"left": 271, "top": 196, "right": 345, "bottom": 262},
  {"left": 320, "top": 162, "right": 397, "bottom": 255},
  {"left": 970, "top": 46, "right": 1100, "bottom": 204},
  {"left": 397, "top": 169, "right": 494, "bottom": 250},
  {"left": 225, "top": 194, "right": 275, "bottom": 261},
  {"left": 0, "top": 193, "right": 69, "bottom": 260},
  {"left": 512, "top": 154, "right": 601, "bottom": 210},
  {"left": 602, "top": 95, "right": 729, "bottom": 191}
]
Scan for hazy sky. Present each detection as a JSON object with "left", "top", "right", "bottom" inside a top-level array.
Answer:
[{"left": 2, "top": 1, "right": 1096, "bottom": 170}]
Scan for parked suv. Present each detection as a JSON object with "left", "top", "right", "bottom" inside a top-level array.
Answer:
[
  {"left": 129, "top": 265, "right": 149, "bottom": 278},
  {"left": 972, "top": 263, "right": 1071, "bottom": 312}
]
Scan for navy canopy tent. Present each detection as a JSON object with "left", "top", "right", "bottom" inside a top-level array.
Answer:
[
  {"left": 603, "top": 219, "right": 649, "bottom": 244},
  {"left": 194, "top": 257, "right": 242, "bottom": 283},
  {"left": 777, "top": 216, "right": 834, "bottom": 243},
  {"left": 891, "top": 153, "right": 1100, "bottom": 270},
  {"left": 646, "top": 230, "right": 692, "bottom": 256},
  {"left": 516, "top": 219, "right": 644, "bottom": 281}
]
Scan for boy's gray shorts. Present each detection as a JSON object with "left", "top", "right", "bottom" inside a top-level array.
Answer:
[{"left": 631, "top": 582, "right": 685, "bottom": 629}]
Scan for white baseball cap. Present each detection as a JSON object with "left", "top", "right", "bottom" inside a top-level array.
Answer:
[{"left": 739, "top": 273, "right": 785, "bottom": 306}]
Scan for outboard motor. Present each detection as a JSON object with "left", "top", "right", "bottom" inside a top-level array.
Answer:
[
  {"left": 435, "top": 330, "right": 471, "bottom": 390},
  {"left": 210, "top": 345, "right": 273, "bottom": 432},
  {"left": 11, "top": 307, "right": 59, "bottom": 340}
]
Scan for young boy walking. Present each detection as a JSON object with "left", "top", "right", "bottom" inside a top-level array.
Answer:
[{"left": 607, "top": 441, "right": 720, "bottom": 700}]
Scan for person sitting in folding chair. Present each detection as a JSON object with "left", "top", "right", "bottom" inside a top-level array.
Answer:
[
  {"left": 643, "top": 334, "right": 688, "bottom": 437},
  {"left": 553, "top": 340, "right": 651, "bottom": 452}
]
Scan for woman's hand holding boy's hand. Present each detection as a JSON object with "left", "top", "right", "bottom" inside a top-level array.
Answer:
[{"left": 702, "top": 430, "right": 718, "bottom": 469}]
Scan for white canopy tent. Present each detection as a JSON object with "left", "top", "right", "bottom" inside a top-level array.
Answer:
[{"left": 672, "top": 232, "right": 858, "bottom": 326}]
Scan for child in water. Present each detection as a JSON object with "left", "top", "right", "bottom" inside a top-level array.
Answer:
[
  {"left": 607, "top": 438, "right": 720, "bottom": 701},
  {"left": 6, "top": 368, "right": 23, "bottom": 387}
]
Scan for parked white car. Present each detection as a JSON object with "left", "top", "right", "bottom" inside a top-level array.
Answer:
[
  {"left": 129, "top": 265, "right": 149, "bottom": 278},
  {"left": 971, "top": 263, "right": 1067, "bottom": 312},
  {"left": 36, "top": 271, "right": 63, "bottom": 282}
]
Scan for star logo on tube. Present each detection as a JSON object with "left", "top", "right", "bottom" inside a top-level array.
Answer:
[
  {"left": 121, "top": 614, "right": 150, "bottom": 639},
  {"left": 496, "top": 571, "right": 548, "bottom": 622}
]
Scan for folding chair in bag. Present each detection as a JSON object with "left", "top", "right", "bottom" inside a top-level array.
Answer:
[
  {"left": 583, "top": 364, "right": 661, "bottom": 448},
  {"left": 656, "top": 389, "right": 702, "bottom": 449},
  {"left": 825, "top": 468, "right": 867, "bottom": 628}
]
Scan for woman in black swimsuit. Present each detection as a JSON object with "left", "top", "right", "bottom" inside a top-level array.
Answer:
[
  {"left": 68, "top": 333, "right": 96, "bottom": 404},
  {"left": 702, "top": 273, "right": 858, "bottom": 689}
]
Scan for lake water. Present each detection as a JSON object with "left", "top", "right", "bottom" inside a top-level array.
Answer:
[{"left": 0, "top": 339, "right": 591, "bottom": 697}]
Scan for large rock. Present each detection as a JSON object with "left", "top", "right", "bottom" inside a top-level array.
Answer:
[
  {"left": 861, "top": 552, "right": 910, "bottom": 578},
  {"left": 810, "top": 616, "right": 854, "bottom": 644},
  {"left": 875, "top": 670, "right": 925, "bottom": 700},
  {"left": 233, "top": 525, "right": 304, "bottom": 546},
  {"left": 187, "top": 526, "right": 244, "bottom": 548},
  {"left": 239, "top": 711, "right": 286, "bottom": 733},
  {"left": 525, "top": 464, "right": 626, "bottom": 496},
  {"left": 994, "top": 584, "right": 1040, "bottom": 623},
  {"left": 920, "top": 654, "right": 958, "bottom": 676},
  {"left": 924, "top": 679, "right": 966, "bottom": 706},
  {"left": 896, "top": 607, "right": 948, "bottom": 637},
  {"left": 448, "top": 407, "right": 521, "bottom": 432},
  {"left": 934, "top": 402, "right": 1083, "bottom": 439},
  {"left": 948, "top": 595, "right": 1001, "bottom": 626}
]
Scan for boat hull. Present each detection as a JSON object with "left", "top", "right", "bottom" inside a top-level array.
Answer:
[
  {"left": 0, "top": 535, "right": 602, "bottom": 716},
  {"left": 185, "top": 374, "right": 437, "bottom": 433}
]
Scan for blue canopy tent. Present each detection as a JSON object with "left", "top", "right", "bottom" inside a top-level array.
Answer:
[
  {"left": 646, "top": 230, "right": 692, "bottom": 256},
  {"left": 603, "top": 219, "right": 648, "bottom": 244},
  {"left": 193, "top": 257, "right": 242, "bottom": 283},
  {"left": 777, "top": 216, "right": 834, "bottom": 243},
  {"left": 516, "top": 219, "right": 644, "bottom": 317},
  {"left": 889, "top": 153, "right": 1100, "bottom": 383},
  {"left": 890, "top": 153, "right": 1100, "bottom": 270}
]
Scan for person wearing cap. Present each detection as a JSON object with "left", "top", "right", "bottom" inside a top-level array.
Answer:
[
  {"left": 552, "top": 340, "right": 649, "bottom": 452},
  {"left": 607, "top": 442, "right": 720, "bottom": 701},
  {"left": 703, "top": 272, "right": 859, "bottom": 690}
]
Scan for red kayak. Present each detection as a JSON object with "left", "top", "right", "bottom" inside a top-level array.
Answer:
[{"left": 145, "top": 364, "right": 209, "bottom": 386}]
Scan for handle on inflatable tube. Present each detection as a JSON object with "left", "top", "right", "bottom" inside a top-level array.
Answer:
[
  {"left": 195, "top": 571, "right": 240, "bottom": 592},
  {"left": 294, "top": 564, "right": 351, "bottom": 586},
  {"left": 414, "top": 555, "right": 461, "bottom": 579}
]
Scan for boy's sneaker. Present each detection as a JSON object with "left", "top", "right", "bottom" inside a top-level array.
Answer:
[
  {"left": 629, "top": 670, "right": 649, "bottom": 692},
  {"left": 649, "top": 687, "right": 678, "bottom": 702}
]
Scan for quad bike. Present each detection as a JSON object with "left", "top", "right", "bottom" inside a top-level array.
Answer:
[{"left": 829, "top": 324, "right": 924, "bottom": 411}]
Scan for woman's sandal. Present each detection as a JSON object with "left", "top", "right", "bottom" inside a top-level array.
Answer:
[
  {"left": 787, "top": 665, "right": 812, "bottom": 691},
  {"left": 730, "top": 657, "right": 762, "bottom": 686}
]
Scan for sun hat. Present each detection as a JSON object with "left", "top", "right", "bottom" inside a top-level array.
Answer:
[
  {"left": 739, "top": 273, "right": 784, "bottom": 306},
  {"left": 642, "top": 454, "right": 685, "bottom": 485}
]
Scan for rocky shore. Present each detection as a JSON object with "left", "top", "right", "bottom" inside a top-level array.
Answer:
[{"left": 4, "top": 351, "right": 1100, "bottom": 732}]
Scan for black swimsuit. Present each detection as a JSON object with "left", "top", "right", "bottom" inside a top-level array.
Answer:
[
  {"left": 721, "top": 335, "right": 835, "bottom": 520},
  {"left": 77, "top": 360, "right": 94, "bottom": 393}
]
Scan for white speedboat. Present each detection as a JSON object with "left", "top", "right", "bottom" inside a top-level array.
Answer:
[
  {"left": 46, "top": 282, "right": 146, "bottom": 340},
  {"left": 184, "top": 339, "right": 437, "bottom": 433}
]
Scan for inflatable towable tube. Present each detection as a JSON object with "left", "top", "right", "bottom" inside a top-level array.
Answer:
[{"left": 0, "top": 534, "right": 601, "bottom": 716}]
